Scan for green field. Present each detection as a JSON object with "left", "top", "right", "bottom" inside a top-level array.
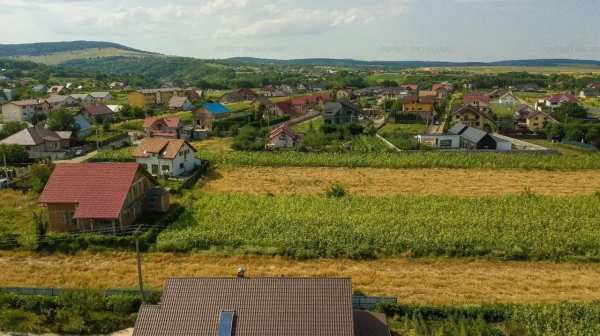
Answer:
[
  {"left": 378, "top": 122, "right": 427, "bottom": 136},
  {"left": 293, "top": 116, "right": 324, "bottom": 133},
  {"left": 12, "top": 47, "right": 150, "bottom": 65},
  {"left": 490, "top": 102, "right": 518, "bottom": 119},
  {"left": 156, "top": 193, "right": 600, "bottom": 260}
]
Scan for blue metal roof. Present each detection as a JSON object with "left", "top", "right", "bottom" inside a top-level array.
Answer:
[{"left": 202, "top": 102, "right": 230, "bottom": 115}]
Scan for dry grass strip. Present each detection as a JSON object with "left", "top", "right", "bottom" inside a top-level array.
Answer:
[{"left": 2, "top": 252, "right": 600, "bottom": 304}]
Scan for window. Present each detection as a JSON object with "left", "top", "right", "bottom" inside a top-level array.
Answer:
[
  {"left": 162, "top": 165, "right": 170, "bottom": 173},
  {"left": 63, "top": 211, "right": 76, "bottom": 226},
  {"left": 180, "top": 163, "right": 184, "bottom": 169},
  {"left": 439, "top": 139, "right": 452, "bottom": 148},
  {"left": 151, "top": 165, "right": 159, "bottom": 175},
  {"left": 218, "top": 311, "right": 235, "bottom": 336}
]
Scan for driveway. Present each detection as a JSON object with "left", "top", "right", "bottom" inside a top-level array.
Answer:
[{"left": 54, "top": 150, "right": 98, "bottom": 164}]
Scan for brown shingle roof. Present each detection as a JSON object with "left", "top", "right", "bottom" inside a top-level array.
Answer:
[
  {"left": 133, "top": 138, "right": 195, "bottom": 160},
  {"left": 133, "top": 277, "right": 356, "bottom": 336}
]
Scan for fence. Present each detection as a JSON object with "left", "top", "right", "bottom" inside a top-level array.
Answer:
[{"left": 0, "top": 287, "right": 396, "bottom": 310}]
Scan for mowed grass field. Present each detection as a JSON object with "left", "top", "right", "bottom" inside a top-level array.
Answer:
[
  {"left": 2, "top": 252, "right": 600, "bottom": 305},
  {"left": 202, "top": 167, "right": 600, "bottom": 196}
]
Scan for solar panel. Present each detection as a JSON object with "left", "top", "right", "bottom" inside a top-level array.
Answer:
[{"left": 218, "top": 311, "right": 235, "bottom": 336}]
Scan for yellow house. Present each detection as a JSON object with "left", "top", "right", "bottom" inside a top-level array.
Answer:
[
  {"left": 451, "top": 104, "right": 496, "bottom": 132},
  {"left": 127, "top": 88, "right": 187, "bottom": 108},
  {"left": 526, "top": 110, "right": 557, "bottom": 132}
]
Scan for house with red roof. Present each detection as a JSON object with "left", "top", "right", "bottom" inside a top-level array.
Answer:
[
  {"left": 267, "top": 124, "right": 302, "bottom": 149},
  {"left": 83, "top": 104, "right": 114, "bottom": 122},
  {"left": 143, "top": 116, "right": 183, "bottom": 139},
  {"left": 276, "top": 93, "right": 330, "bottom": 118},
  {"left": 39, "top": 163, "right": 169, "bottom": 233},
  {"left": 400, "top": 84, "right": 418, "bottom": 92},
  {"left": 464, "top": 92, "right": 491, "bottom": 107},
  {"left": 538, "top": 93, "right": 578, "bottom": 111}
]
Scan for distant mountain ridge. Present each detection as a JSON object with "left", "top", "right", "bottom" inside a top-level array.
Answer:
[
  {"left": 0, "top": 41, "right": 154, "bottom": 57},
  {"left": 226, "top": 57, "right": 600, "bottom": 68}
]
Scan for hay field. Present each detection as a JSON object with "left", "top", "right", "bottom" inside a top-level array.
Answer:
[
  {"left": 1, "top": 252, "right": 600, "bottom": 305},
  {"left": 202, "top": 167, "right": 600, "bottom": 196}
]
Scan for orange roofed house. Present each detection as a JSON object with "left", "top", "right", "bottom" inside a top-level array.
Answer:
[{"left": 39, "top": 163, "right": 169, "bottom": 233}]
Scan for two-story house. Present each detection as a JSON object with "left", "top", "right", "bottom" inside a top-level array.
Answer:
[
  {"left": 133, "top": 138, "right": 199, "bottom": 177},
  {"left": 1, "top": 99, "right": 47, "bottom": 122},
  {"left": 39, "top": 163, "right": 169, "bottom": 233}
]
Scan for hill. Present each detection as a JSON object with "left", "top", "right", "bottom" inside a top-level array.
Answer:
[
  {"left": 0, "top": 41, "right": 155, "bottom": 65},
  {"left": 226, "top": 57, "right": 600, "bottom": 69}
]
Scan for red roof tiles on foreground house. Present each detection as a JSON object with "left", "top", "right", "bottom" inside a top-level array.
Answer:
[
  {"left": 133, "top": 277, "right": 391, "bottom": 336},
  {"left": 39, "top": 163, "right": 141, "bottom": 219}
]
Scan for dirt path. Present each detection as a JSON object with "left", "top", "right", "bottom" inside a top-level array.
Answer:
[
  {"left": 54, "top": 150, "right": 98, "bottom": 164},
  {"left": 202, "top": 167, "right": 600, "bottom": 196},
  {"left": 2, "top": 252, "right": 600, "bottom": 305}
]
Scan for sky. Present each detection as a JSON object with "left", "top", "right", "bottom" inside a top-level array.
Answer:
[{"left": 1, "top": 0, "right": 599, "bottom": 61}]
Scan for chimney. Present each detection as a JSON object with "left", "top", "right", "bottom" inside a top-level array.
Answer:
[{"left": 237, "top": 267, "right": 246, "bottom": 278}]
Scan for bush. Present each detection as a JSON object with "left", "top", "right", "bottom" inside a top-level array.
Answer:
[
  {"left": 325, "top": 183, "right": 346, "bottom": 198},
  {"left": 0, "top": 144, "right": 28, "bottom": 164}
]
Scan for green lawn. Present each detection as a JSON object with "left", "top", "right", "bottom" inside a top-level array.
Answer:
[
  {"left": 490, "top": 102, "right": 517, "bottom": 119},
  {"left": 293, "top": 116, "right": 324, "bottom": 133},
  {"left": 378, "top": 122, "right": 427, "bottom": 137}
]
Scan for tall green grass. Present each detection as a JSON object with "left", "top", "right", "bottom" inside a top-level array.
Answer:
[
  {"left": 202, "top": 150, "right": 600, "bottom": 170},
  {"left": 156, "top": 193, "right": 600, "bottom": 260},
  {"left": 382, "top": 302, "right": 600, "bottom": 336}
]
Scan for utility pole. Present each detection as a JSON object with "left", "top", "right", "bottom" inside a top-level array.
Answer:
[{"left": 134, "top": 225, "right": 146, "bottom": 302}]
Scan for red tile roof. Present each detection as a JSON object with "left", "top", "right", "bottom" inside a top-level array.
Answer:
[
  {"left": 269, "top": 124, "right": 301, "bottom": 140},
  {"left": 546, "top": 93, "right": 578, "bottom": 104},
  {"left": 133, "top": 138, "right": 195, "bottom": 160},
  {"left": 39, "top": 163, "right": 143, "bottom": 219},
  {"left": 464, "top": 92, "right": 491, "bottom": 105},
  {"left": 143, "top": 116, "right": 181, "bottom": 129},
  {"left": 400, "top": 84, "right": 418, "bottom": 91}
]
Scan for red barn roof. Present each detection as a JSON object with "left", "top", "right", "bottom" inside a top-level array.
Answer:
[{"left": 39, "top": 163, "right": 145, "bottom": 220}]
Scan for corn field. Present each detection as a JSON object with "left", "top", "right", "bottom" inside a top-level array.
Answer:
[
  {"left": 202, "top": 150, "right": 600, "bottom": 170},
  {"left": 156, "top": 193, "right": 600, "bottom": 260}
]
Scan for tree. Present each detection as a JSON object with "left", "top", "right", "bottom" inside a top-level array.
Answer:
[
  {"left": 564, "top": 124, "right": 586, "bottom": 142},
  {"left": 0, "top": 144, "right": 28, "bottom": 164},
  {"left": 0, "top": 121, "right": 27, "bottom": 140},
  {"left": 544, "top": 123, "right": 564, "bottom": 140},
  {"left": 47, "top": 109, "right": 76, "bottom": 132},
  {"left": 553, "top": 102, "right": 587, "bottom": 122},
  {"left": 29, "top": 164, "right": 53, "bottom": 193}
]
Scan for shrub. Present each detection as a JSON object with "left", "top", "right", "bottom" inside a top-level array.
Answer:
[{"left": 325, "top": 183, "right": 346, "bottom": 198}]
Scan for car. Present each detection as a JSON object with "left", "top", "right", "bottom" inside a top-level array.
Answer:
[{"left": 0, "top": 178, "right": 9, "bottom": 189}]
